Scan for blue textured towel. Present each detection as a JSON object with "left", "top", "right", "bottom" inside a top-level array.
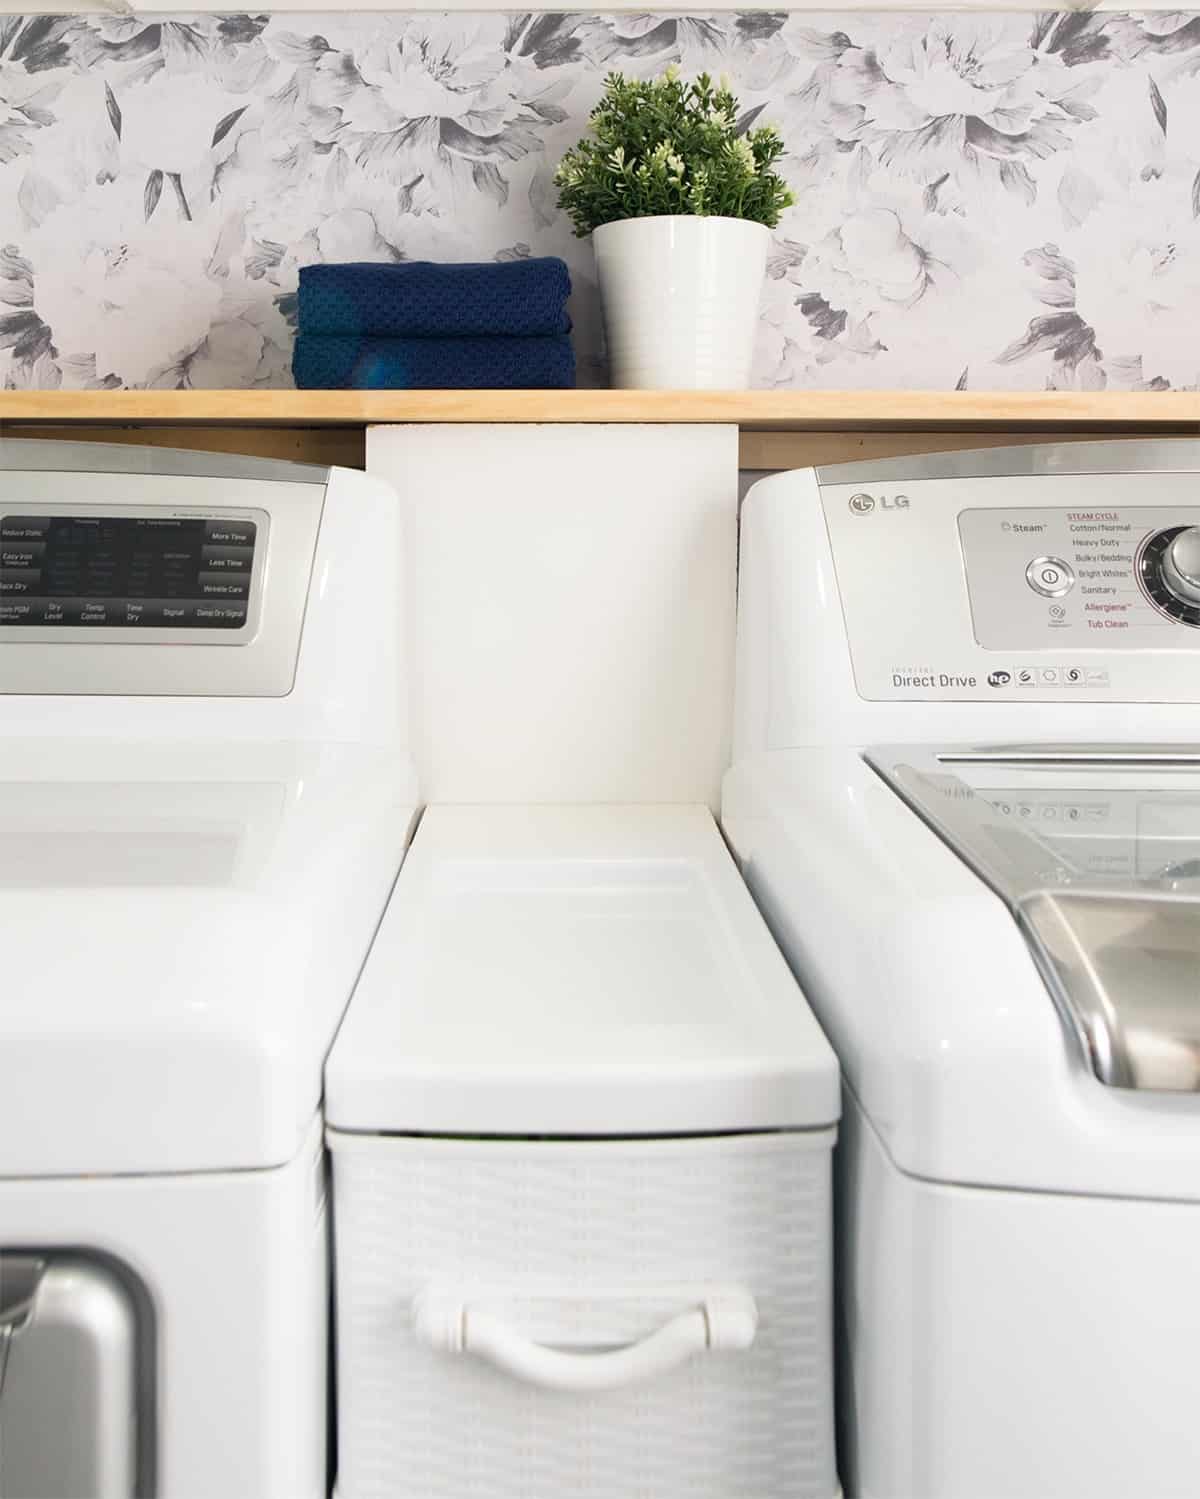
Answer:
[
  {"left": 292, "top": 334, "right": 576, "bottom": 390},
  {"left": 297, "top": 259, "right": 572, "bottom": 339}
]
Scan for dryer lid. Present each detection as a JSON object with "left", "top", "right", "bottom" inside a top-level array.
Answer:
[
  {"left": 867, "top": 744, "right": 1200, "bottom": 1093},
  {"left": 0, "top": 739, "right": 416, "bottom": 1176},
  {"left": 324, "top": 804, "right": 840, "bottom": 1138}
]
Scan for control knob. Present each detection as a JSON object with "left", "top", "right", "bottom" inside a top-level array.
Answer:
[
  {"left": 1138, "top": 526, "right": 1200, "bottom": 625},
  {"left": 1161, "top": 528, "right": 1200, "bottom": 605}
]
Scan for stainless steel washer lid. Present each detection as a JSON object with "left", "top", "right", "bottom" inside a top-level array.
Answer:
[{"left": 866, "top": 744, "right": 1200, "bottom": 1093}]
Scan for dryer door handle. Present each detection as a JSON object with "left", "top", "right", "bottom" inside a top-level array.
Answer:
[{"left": 412, "top": 1285, "right": 757, "bottom": 1393}]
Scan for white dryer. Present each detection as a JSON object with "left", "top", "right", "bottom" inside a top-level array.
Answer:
[
  {"left": 0, "top": 441, "right": 416, "bottom": 1498},
  {"left": 722, "top": 442, "right": 1200, "bottom": 1499}
]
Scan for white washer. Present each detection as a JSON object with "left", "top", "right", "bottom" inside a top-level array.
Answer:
[
  {"left": 722, "top": 442, "right": 1200, "bottom": 1499},
  {"left": 0, "top": 441, "right": 417, "bottom": 1498}
]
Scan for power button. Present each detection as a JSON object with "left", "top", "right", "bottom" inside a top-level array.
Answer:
[{"left": 1026, "top": 556, "right": 1075, "bottom": 598}]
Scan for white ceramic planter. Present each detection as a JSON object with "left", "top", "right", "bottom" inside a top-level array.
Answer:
[{"left": 592, "top": 215, "right": 770, "bottom": 390}]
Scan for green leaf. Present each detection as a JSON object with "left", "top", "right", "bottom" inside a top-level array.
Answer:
[{"left": 553, "top": 67, "right": 794, "bottom": 236}]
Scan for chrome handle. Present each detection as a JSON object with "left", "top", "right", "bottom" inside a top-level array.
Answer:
[{"left": 0, "top": 1257, "right": 45, "bottom": 1411}]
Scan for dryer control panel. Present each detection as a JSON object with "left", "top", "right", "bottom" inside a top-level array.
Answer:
[
  {"left": 0, "top": 445, "right": 326, "bottom": 696},
  {"left": 1, "top": 510, "right": 263, "bottom": 632},
  {"left": 816, "top": 445, "right": 1200, "bottom": 703}
]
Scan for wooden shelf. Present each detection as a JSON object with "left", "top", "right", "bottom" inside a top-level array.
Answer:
[
  {"left": 4, "top": 389, "right": 1198, "bottom": 473},
  {"left": 2, "top": 389, "right": 1200, "bottom": 433}
]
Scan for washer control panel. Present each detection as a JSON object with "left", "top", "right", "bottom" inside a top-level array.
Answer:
[
  {"left": 817, "top": 461, "right": 1200, "bottom": 702},
  {"left": 957, "top": 505, "right": 1200, "bottom": 650}
]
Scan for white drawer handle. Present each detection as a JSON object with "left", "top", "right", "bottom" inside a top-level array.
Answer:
[{"left": 413, "top": 1286, "right": 758, "bottom": 1393}]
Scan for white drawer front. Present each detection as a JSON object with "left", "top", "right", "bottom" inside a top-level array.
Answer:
[{"left": 329, "top": 1130, "right": 836, "bottom": 1499}]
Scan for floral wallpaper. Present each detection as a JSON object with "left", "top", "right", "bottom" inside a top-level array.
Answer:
[{"left": 2, "top": 10, "right": 1200, "bottom": 390}]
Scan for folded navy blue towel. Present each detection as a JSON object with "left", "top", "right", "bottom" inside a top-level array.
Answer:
[
  {"left": 297, "top": 259, "right": 572, "bottom": 339},
  {"left": 292, "top": 334, "right": 576, "bottom": 390}
]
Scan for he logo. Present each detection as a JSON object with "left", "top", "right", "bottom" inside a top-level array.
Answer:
[{"left": 848, "top": 492, "right": 910, "bottom": 515}]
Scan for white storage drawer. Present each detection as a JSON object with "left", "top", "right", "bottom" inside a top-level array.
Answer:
[
  {"left": 329, "top": 1128, "right": 836, "bottom": 1499},
  {"left": 325, "top": 806, "right": 841, "bottom": 1499}
]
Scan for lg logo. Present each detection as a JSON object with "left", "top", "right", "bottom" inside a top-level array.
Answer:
[{"left": 849, "top": 493, "right": 910, "bottom": 515}]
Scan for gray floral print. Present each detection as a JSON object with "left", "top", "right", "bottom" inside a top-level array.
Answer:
[{"left": 1, "top": 10, "right": 1199, "bottom": 390}]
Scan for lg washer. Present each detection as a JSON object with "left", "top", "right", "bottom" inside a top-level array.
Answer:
[{"left": 723, "top": 442, "right": 1200, "bottom": 1499}]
